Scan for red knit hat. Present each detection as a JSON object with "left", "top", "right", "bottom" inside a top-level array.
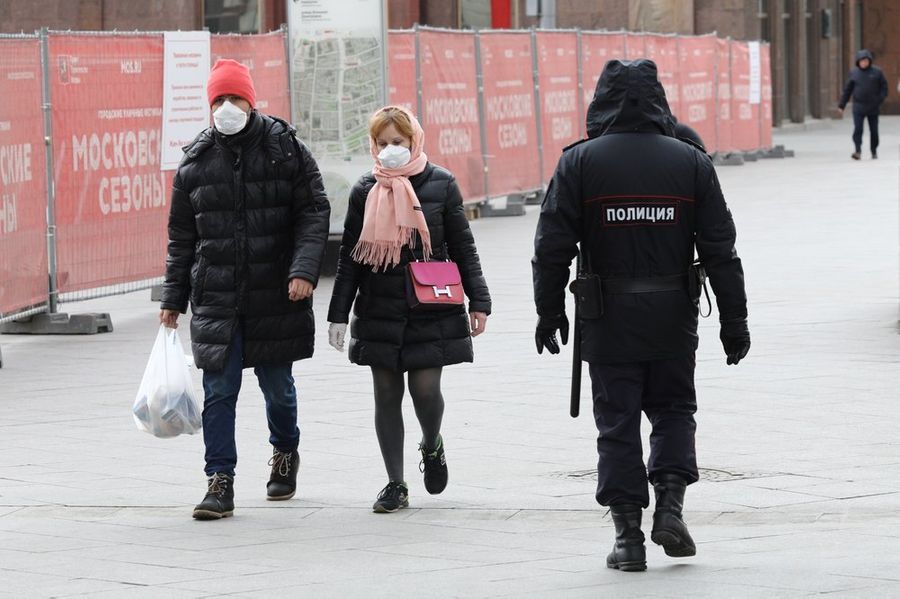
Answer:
[{"left": 207, "top": 59, "right": 256, "bottom": 108}]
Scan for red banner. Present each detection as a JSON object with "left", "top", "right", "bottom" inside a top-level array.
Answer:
[
  {"left": 418, "top": 30, "right": 485, "bottom": 202},
  {"left": 535, "top": 31, "right": 580, "bottom": 184},
  {"left": 478, "top": 32, "right": 540, "bottom": 196},
  {"left": 50, "top": 34, "right": 172, "bottom": 294},
  {"left": 677, "top": 35, "right": 717, "bottom": 152},
  {"left": 759, "top": 42, "right": 773, "bottom": 149},
  {"left": 716, "top": 37, "right": 733, "bottom": 153},
  {"left": 644, "top": 35, "right": 681, "bottom": 120},
  {"left": 580, "top": 33, "right": 626, "bottom": 135},
  {"left": 625, "top": 33, "right": 646, "bottom": 60},
  {"left": 211, "top": 32, "right": 291, "bottom": 121},
  {"left": 730, "top": 41, "right": 761, "bottom": 152},
  {"left": 387, "top": 31, "right": 417, "bottom": 113},
  {"left": 0, "top": 39, "right": 48, "bottom": 315}
]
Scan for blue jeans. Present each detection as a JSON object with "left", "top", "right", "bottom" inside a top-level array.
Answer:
[{"left": 201, "top": 323, "right": 299, "bottom": 476}]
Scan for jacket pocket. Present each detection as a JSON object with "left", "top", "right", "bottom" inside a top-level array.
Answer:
[{"left": 190, "top": 255, "right": 209, "bottom": 306}]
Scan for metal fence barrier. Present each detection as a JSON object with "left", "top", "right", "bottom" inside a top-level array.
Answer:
[{"left": 0, "top": 25, "right": 777, "bottom": 342}]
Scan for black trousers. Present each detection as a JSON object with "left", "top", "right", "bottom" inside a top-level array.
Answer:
[
  {"left": 589, "top": 355, "right": 699, "bottom": 508},
  {"left": 852, "top": 109, "right": 879, "bottom": 154}
]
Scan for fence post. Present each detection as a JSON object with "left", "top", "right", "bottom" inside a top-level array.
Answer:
[
  {"left": 39, "top": 27, "right": 59, "bottom": 315},
  {"left": 712, "top": 37, "right": 720, "bottom": 155},
  {"left": 282, "top": 23, "right": 296, "bottom": 126},
  {"left": 758, "top": 43, "right": 764, "bottom": 152},
  {"left": 530, "top": 28, "right": 545, "bottom": 188},
  {"left": 576, "top": 29, "right": 585, "bottom": 139},
  {"left": 414, "top": 24, "right": 423, "bottom": 118},
  {"left": 474, "top": 30, "right": 491, "bottom": 201}
]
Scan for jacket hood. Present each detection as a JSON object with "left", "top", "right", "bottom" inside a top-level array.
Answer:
[
  {"left": 585, "top": 59, "right": 675, "bottom": 138},
  {"left": 855, "top": 49, "right": 874, "bottom": 67}
]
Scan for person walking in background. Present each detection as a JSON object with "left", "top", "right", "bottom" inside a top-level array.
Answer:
[
  {"left": 159, "top": 59, "right": 330, "bottom": 520},
  {"left": 327, "top": 106, "right": 491, "bottom": 514},
  {"left": 532, "top": 59, "right": 750, "bottom": 571},
  {"left": 838, "top": 49, "right": 888, "bottom": 160}
]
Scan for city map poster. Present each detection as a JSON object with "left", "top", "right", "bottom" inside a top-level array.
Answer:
[{"left": 287, "top": 0, "right": 387, "bottom": 233}]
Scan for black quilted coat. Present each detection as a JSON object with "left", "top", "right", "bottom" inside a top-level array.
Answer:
[
  {"left": 327, "top": 163, "right": 491, "bottom": 372},
  {"left": 160, "top": 112, "right": 330, "bottom": 371}
]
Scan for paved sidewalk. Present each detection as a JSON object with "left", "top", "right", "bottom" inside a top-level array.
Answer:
[{"left": 1, "top": 118, "right": 899, "bottom": 598}]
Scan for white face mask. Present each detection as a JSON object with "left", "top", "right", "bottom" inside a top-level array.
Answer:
[
  {"left": 213, "top": 100, "right": 248, "bottom": 135},
  {"left": 377, "top": 144, "right": 411, "bottom": 169}
]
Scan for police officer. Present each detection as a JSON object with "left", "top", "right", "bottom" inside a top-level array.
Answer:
[{"left": 532, "top": 60, "right": 750, "bottom": 572}]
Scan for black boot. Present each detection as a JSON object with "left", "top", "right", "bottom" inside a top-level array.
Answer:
[
  {"left": 651, "top": 473, "right": 696, "bottom": 557},
  {"left": 606, "top": 505, "right": 647, "bottom": 572},
  {"left": 192, "top": 473, "right": 234, "bottom": 520},
  {"left": 267, "top": 448, "right": 300, "bottom": 500}
]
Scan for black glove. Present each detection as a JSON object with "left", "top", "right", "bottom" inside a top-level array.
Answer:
[
  {"left": 719, "top": 318, "right": 750, "bottom": 365},
  {"left": 535, "top": 313, "right": 569, "bottom": 355}
]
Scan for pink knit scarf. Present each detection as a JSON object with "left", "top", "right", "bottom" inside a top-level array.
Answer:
[{"left": 351, "top": 107, "right": 432, "bottom": 270}]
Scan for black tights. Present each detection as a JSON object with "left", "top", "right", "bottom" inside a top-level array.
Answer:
[{"left": 371, "top": 367, "right": 444, "bottom": 483}]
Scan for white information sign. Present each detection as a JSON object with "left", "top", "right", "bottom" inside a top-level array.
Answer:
[
  {"left": 748, "top": 41, "right": 761, "bottom": 105},
  {"left": 161, "top": 31, "right": 211, "bottom": 170}
]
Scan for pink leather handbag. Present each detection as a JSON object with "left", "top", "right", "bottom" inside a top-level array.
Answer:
[{"left": 406, "top": 260, "right": 464, "bottom": 310}]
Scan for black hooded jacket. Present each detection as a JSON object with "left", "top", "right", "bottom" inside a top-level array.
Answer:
[
  {"left": 160, "top": 112, "right": 331, "bottom": 371},
  {"left": 533, "top": 60, "right": 747, "bottom": 363},
  {"left": 839, "top": 49, "right": 889, "bottom": 113}
]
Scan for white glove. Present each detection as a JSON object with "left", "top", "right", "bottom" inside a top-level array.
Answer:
[{"left": 328, "top": 322, "right": 347, "bottom": 352}]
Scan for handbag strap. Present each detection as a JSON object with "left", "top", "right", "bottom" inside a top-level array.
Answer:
[
  {"left": 406, "top": 230, "right": 428, "bottom": 263},
  {"left": 407, "top": 229, "right": 450, "bottom": 263}
]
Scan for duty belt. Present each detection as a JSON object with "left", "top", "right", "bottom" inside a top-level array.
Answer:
[{"left": 601, "top": 274, "right": 688, "bottom": 294}]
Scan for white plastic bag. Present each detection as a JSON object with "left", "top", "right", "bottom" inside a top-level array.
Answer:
[{"left": 133, "top": 325, "right": 202, "bottom": 438}]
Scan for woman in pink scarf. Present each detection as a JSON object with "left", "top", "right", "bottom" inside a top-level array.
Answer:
[{"left": 327, "top": 106, "right": 491, "bottom": 513}]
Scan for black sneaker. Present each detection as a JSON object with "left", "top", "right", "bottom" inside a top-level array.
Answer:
[
  {"left": 267, "top": 448, "right": 299, "bottom": 501},
  {"left": 192, "top": 473, "right": 234, "bottom": 520},
  {"left": 372, "top": 481, "right": 409, "bottom": 513},
  {"left": 419, "top": 436, "right": 448, "bottom": 495}
]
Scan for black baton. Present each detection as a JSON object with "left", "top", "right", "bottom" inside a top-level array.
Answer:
[{"left": 570, "top": 251, "right": 582, "bottom": 418}]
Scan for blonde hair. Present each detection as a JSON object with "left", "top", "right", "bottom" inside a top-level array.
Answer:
[{"left": 369, "top": 106, "right": 416, "bottom": 141}]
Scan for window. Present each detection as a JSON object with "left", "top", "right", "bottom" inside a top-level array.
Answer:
[
  {"left": 461, "top": 0, "right": 491, "bottom": 29},
  {"left": 205, "top": 0, "right": 260, "bottom": 34}
]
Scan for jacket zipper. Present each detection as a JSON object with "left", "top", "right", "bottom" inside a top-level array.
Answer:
[{"left": 233, "top": 149, "right": 245, "bottom": 313}]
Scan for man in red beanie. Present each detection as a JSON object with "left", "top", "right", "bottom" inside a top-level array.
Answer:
[{"left": 159, "top": 58, "right": 331, "bottom": 520}]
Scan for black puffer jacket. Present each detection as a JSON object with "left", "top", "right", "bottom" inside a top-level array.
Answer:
[
  {"left": 327, "top": 163, "right": 491, "bottom": 372},
  {"left": 533, "top": 59, "right": 747, "bottom": 363},
  {"left": 839, "top": 49, "right": 889, "bottom": 114},
  {"left": 160, "top": 112, "right": 330, "bottom": 371}
]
